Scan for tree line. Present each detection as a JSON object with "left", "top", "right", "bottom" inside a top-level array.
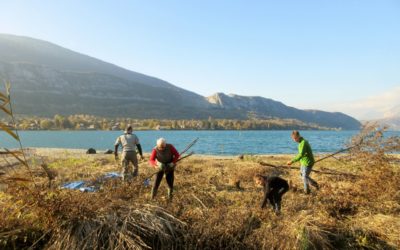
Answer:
[{"left": 1, "top": 114, "right": 334, "bottom": 131}]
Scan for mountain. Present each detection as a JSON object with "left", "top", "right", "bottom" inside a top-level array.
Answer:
[
  {"left": 0, "top": 34, "right": 360, "bottom": 129},
  {"left": 0, "top": 34, "right": 214, "bottom": 118},
  {"left": 374, "top": 105, "right": 400, "bottom": 130},
  {"left": 207, "top": 93, "right": 360, "bottom": 129},
  {"left": 377, "top": 117, "right": 400, "bottom": 130}
]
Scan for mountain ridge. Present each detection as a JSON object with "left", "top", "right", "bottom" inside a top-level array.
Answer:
[
  {"left": 0, "top": 34, "right": 361, "bottom": 129},
  {"left": 206, "top": 93, "right": 360, "bottom": 129}
]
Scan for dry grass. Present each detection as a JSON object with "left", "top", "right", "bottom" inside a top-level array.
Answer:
[
  {"left": 0, "top": 123, "right": 399, "bottom": 249},
  {"left": 0, "top": 146, "right": 399, "bottom": 249}
]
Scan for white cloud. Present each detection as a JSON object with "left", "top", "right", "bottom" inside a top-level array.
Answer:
[{"left": 325, "top": 86, "right": 400, "bottom": 120}]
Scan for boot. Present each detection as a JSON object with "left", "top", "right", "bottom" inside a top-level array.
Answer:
[
  {"left": 151, "top": 188, "right": 157, "bottom": 199},
  {"left": 122, "top": 174, "right": 131, "bottom": 182},
  {"left": 132, "top": 168, "right": 138, "bottom": 178},
  {"left": 274, "top": 202, "right": 281, "bottom": 215},
  {"left": 167, "top": 188, "right": 173, "bottom": 201}
]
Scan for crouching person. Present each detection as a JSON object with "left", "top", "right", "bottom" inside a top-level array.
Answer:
[
  {"left": 254, "top": 174, "right": 289, "bottom": 214},
  {"left": 149, "top": 138, "right": 180, "bottom": 200}
]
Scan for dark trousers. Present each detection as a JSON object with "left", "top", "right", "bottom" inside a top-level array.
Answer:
[
  {"left": 152, "top": 170, "right": 174, "bottom": 198},
  {"left": 268, "top": 186, "right": 288, "bottom": 211}
]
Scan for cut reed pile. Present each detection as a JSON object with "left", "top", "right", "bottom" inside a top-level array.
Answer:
[{"left": 1, "top": 182, "right": 187, "bottom": 249}]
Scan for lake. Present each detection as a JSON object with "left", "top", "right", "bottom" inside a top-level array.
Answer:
[{"left": 4, "top": 130, "right": 396, "bottom": 155}]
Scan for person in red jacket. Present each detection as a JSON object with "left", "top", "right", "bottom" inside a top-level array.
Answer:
[{"left": 149, "top": 138, "right": 180, "bottom": 200}]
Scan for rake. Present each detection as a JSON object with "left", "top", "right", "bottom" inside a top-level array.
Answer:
[
  {"left": 143, "top": 151, "right": 194, "bottom": 186},
  {"left": 143, "top": 137, "right": 199, "bottom": 186}
]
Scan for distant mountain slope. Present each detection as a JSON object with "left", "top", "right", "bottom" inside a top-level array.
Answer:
[
  {"left": 0, "top": 34, "right": 175, "bottom": 88},
  {"left": 0, "top": 34, "right": 210, "bottom": 109},
  {"left": 207, "top": 93, "right": 360, "bottom": 130},
  {"left": 377, "top": 116, "right": 400, "bottom": 130},
  {"left": 374, "top": 105, "right": 400, "bottom": 130},
  {"left": 0, "top": 34, "right": 361, "bottom": 129}
]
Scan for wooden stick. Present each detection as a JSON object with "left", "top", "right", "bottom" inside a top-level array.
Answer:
[
  {"left": 180, "top": 138, "right": 199, "bottom": 155},
  {"left": 259, "top": 144, "right": 362, "bottom": 177},
  {"left": 314, "top": 144, "right": 359, "bottom": 163},
  {"left": 142, "top": 139, "right": 198, "bottom": 181},
  {"left": 192, "top": 194, "right": 208, "bottom": 209},
  {"left": 259, "top": 161, "right": 358, "bottom": 178},
  {"left": 144, "top": 152, "right": 194, "bottom": 181}
]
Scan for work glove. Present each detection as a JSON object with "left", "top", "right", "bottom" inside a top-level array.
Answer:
[
  {"left": 167, "top": 162, "right": 175, "bottom": 170},
  {"left": 156, "top": 161, "right": 166, "bottom": 171},
  {"left": 165, "top": 162, "right": 175, "bottom": 173}
]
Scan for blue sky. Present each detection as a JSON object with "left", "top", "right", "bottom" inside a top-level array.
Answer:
[{"left": 0, "top": 1, "right": 399, "bottom": 118}]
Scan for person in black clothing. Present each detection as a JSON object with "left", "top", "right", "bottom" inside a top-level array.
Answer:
[{"left": 254, "top": 174, "right": 289, "bottom": 214}]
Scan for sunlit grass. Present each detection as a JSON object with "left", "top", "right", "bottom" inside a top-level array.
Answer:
[{"left": 1, "top": 150, "right": 399, "bottom": 249}]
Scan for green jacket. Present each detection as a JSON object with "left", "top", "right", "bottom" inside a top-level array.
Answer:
[{"left": 291, "top": 137, "right": 315, "bottom": 167}]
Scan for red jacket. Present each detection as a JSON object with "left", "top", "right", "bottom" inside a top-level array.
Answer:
[{"left": 149, "top": 144, "right": 180, "bottom": 168}]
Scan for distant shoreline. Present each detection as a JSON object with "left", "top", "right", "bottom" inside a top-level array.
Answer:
[
  {"left": 14, "top": 128, "right": 342, "bottom": 132},
  {"left": 26, "top": 147, "right": 400, "bottom": 158},
  {"left": 27, "top": 147, "right": 292, "bottom": 158},
  {"left": 26, "top": 147, "right": 357, "bottom": 158}
]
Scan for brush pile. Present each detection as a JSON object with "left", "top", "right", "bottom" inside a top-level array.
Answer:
[
  {"left": 1, "top": 184, "right": 186, "bottom": 249},
  {"left": 47, "top": 204, "right": 186, "bottom": 250}
]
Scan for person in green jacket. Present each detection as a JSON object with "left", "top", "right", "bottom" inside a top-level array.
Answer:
[{"left": 286, "top": 130, "right": 319, "bottom": 194}]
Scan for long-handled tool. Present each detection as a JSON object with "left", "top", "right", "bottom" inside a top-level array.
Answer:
[
  {"left": 143, "top": 151, "right": 194, "bottom": 186},
  {"left": 259, "top": 161, "right": 358, "bottom": 177},
  {"left": 259, "top": 144, "right": 362, "bottom": 177},
  {"left": 314, "top": 144, "right": 359, "bottom": 164},
  {"left": 180, "top": 137, "right": 198, "bottom": 155},
  {"left": 143, "top": 138, "right": 199, "bottom": 186}
]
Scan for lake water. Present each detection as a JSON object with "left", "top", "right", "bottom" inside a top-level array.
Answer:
[{"left": 3, "top": 130, "right": 394, "bottom": 155}]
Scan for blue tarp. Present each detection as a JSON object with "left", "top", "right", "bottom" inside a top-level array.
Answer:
[
  {"left": 61, "top": 172, "right": 122, "bottom": 192},
  {"left": 79, "top": 186, "right": 96, "bottom": 192},
  {"left": 143, "top": 178, "right": 151, "bottom": 187},
  {"left": 61, "top": 181, "right": 85, "bottom": 190},
  {"left": 102, "top": 172, "right": 121, "bottom": 179}
]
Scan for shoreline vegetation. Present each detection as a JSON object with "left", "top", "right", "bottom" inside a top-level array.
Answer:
[
  {"left": 0, "top": 125, "right": 400, "bottom": 249},
  {"left": 1, "top": 114, "right": 340, "bottom": 131}
]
